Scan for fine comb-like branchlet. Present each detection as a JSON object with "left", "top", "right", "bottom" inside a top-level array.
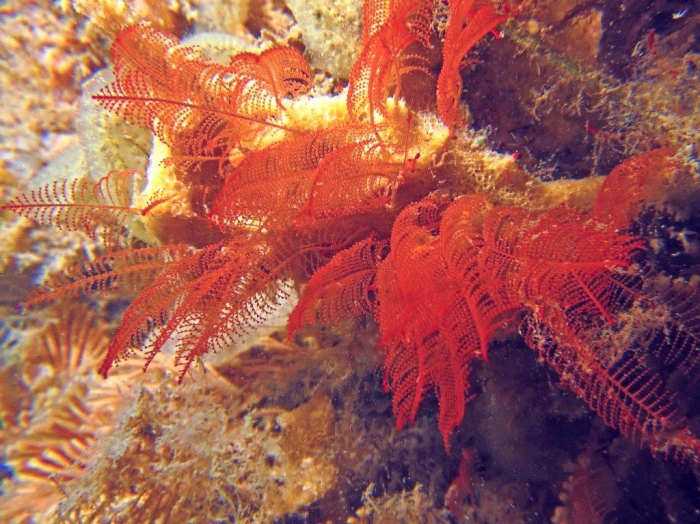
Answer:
[
  {"left": 24, "top": 245, "right": 193, "bottom": 310},
  {"left": 437, "top": 0, "right": 507, "bottom": 130},
  {"left": 632, "top": 275, "right": 700, "bottom": 373},
  {"left": 287, "top": 236, "right": 388, "bottom": 336},
  {"left": 347, "top": 0, "right": 432, "bottom": 139},
  {"left": 523, "top": 312, "right": 700, "bottom": 466},
  {"left": 1, "top": 171, "right": 161, "bottom": 251},
  {"left": 94, "top": 24, "right": 311, "bottom": 168}
]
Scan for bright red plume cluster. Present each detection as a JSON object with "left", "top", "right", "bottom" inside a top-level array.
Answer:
[{"left": 3, "top": 0, "right": 700, "bottom": 463}]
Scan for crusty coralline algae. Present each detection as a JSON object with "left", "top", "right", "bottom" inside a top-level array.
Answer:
[{"left": 287, "top": 0, "right": 363, "bottom": 78}]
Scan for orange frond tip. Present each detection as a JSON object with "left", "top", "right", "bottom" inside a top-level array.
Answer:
[
  {"left": 140, "top": 192, "right": 178, "bottom": 216},
  {"left": 594, "top": 148, "right": 678, "bottom": 231},
  {"left": 288, "top": 237, "right": 387, "bottom": 337},
  {"left": 437, "top": 1, "right": 507, "bottom": 129},
  {"left": 347, "top": 0, "right": 432, "bottom": 128}
]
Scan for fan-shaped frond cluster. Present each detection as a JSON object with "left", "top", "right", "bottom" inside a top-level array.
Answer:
[
  {"left": 376, "top": 195, "right": 517, "bottom": 447},
  {"left": 0, "top": 306, "right": 159, "bottom": 523},
  {"left": 94, "top": 24, "right": 311, "bottom": 168},
  {"left": 291, "top": 187, "right": 700, "bottom": 456},
  {"left": 210, "top": 124, "right": 406, "bottom": 227},
  {"left": 2, "top": 0, "right": 699, "bottom": 469}
]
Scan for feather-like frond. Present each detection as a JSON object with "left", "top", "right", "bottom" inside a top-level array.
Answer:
[
  {"left": 25, "top": 245, "right": 193, "bottom": 308},
  {"left": 377, "top": 195, "right": 517, "bottom": 448},
  {"left": 1, "top": 171, "right": 152, "bottom": 249},
  {"left": 348, "top": 0, "right": 432, "bottom": 136},
  {"left": 524, "top": 313, "right": 700, "bottom": 466},
  {"left": 288, "top": 237, "right": 388, "bottom": 335},
  {"left": 437, "top": 0, "right": 506, "bottom": 130},
  {"left": 210, "top": 126, "right": 368, "bottom": 227},
  {"left": 480, "top": 205, "right": 645, "bottom": 326},
  {"left": 94, "top": 24, "right": 310, "bottom": 167},
  {"left": 593, "top": 148, "right": 678, "bottom": 230},
  {"left": 211, "top": 125, "right": 404, "bottom": 227}
]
